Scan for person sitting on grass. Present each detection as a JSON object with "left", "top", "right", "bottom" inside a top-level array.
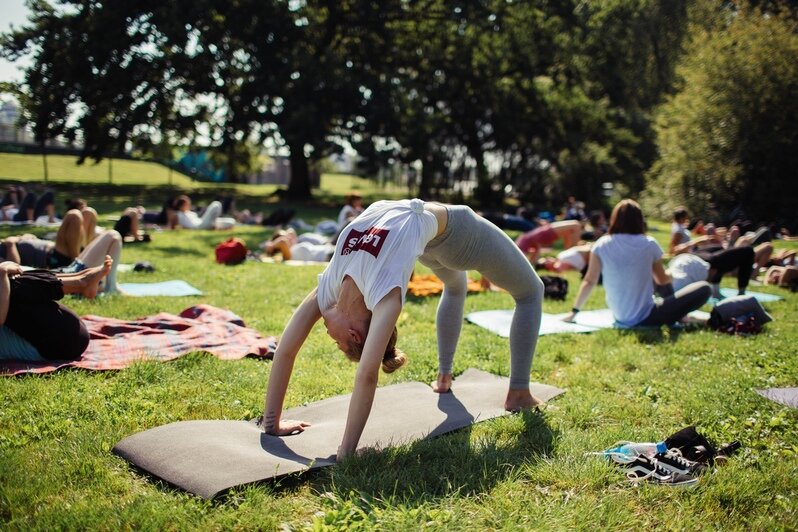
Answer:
[
  {"left": 337, "top": 192, "right": 365, "bottom": 231},
  {"left": 515, "top": 220, "right": 583, "bottom": 263},
  {"left": 0, "top": 256, "right": 112, "bottom": 361},
  {"left": 563, "top": 199, "right": 711, "bottom": 327},
  {"left": 669, "top": 206, "right": 765, "bottom": 298},
  {"left": 0, "top": 209, "right": 124, "bottom": 293},
  {"left": 261, "top": 199, "right": 545, "bottom": 459}
]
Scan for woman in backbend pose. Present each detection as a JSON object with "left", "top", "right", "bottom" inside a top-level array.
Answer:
[
  {"left": 262, "top": 199, "right": 545, "bottom": 459},
  {"left": 563, "top": 199, "right": 711, "bottom": 327}
]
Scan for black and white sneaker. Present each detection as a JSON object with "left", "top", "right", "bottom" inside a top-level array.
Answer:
[
  {"left": 624, "top": 455, "right": 699, "bottom": 487},
  {"left": 653, "top": 448, "right": 707, "bottom": 476}
]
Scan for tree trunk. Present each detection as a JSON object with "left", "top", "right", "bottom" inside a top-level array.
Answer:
[
  {"left": 41, "top": 143, "right": 48, "bottom": 183},
  {"left": 287, "top": 142, "right": 312, "bottom": 200},
  {"left": 418, "top": 153, "right": 435, "bottom": 200},
  {"left": 108, "top": 157, "right": 113, "bottom": 184}
]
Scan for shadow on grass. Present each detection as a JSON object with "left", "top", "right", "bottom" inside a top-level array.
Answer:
[
  {"left": 619, "top": 322, "right": 706, "bottom": 344},
  {"left": 311, "top": 410, "right": 556, "bottom": 505}
]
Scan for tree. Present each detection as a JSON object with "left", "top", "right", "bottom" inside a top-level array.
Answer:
[{"left": 644, "top": 4, "right": 798, "bottom": 225}]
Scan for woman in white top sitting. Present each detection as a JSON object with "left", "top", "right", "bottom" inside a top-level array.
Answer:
[
  {"left": 261, "top": 199, "right": 545, "bottom": 459},
  {"left": 563, "top": 199, "right": 711, "bottom": 327},
  {"left": 337, "top": 192, "right": 365, "bottom": 231}
]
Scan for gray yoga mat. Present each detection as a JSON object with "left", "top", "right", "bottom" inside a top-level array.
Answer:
[
  {"left": 755, "top": 387, "right": 798, "bottom": 409},
  {"left": 466, "top": 309, "right": 711, "bottom": 338},
  {"left": 113, "top": 368, "right": 565, "bottom": 498},
  {"left": 118, "top": 280, "right": 203, "bottom": 297}
]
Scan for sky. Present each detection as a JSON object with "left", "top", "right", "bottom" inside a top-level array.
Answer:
[{"left": 0, "top": 0, "right": 32, "bottom": 84}]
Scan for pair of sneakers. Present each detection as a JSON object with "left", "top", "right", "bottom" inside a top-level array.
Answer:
[{"left": 618, "top": 448, "right": 705, "bottom": 487}]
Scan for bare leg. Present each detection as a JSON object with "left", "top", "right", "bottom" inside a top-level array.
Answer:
[
  {"left": 754, "top": 242, "right": 773, "bottom": 275},
  {"left": 78, "top": 230, "right": 123, "bottom": 292},
  {"left": 59, "top": 256, "right": 112, "bottom": 299},
  {"left": 551, "top": 220, "right": 583, "bottom": 250}
]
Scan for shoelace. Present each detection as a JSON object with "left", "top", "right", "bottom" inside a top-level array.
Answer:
[
  {"left": 661, "top": 448, "right": 694, "bottom": 470},
  {"left": 625, "top": 456, "right": 672, "bottom": 484}
]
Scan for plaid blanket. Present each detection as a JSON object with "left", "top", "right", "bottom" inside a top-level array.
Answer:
[{"left": 0, "top": 304, "right": 277, "bottom": 376}]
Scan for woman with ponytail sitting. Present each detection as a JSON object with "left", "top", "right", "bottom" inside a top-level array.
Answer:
[{"left": 262, "top": 199, "right": 545, "bottom": 459}]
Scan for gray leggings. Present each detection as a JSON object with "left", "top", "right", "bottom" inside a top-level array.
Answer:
[
  {"left": 419, "top": 206, "right": 544, "bottom": 388},
  {"left": 639, "top": 281, "right": 711, "bottom": 326}
]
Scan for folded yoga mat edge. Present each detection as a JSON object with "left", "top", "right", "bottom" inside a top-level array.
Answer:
[{"left": 113, "top": 368, "right": 565, "bottom": 498}]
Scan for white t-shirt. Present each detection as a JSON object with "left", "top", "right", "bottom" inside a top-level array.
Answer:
[
  {"left": 337, "top": 205, "right": 361, "bottom": 230},
  {"left": 177, "top": 210, "right": 202, "bottom": 229},
  {"left": 671, "top": 222, "right": 691, "bottom": 246},
  {"left": 558, "top": 247, "right": 586, "bottom": 271},
  {"left": 668, "top": 253, "right": 710, "bottom": 292},
  {"left": 591, "top": 233, "right": 663, "bottom": 327},
  {"left": 317, "top": 199, "right": 438, "bottom": 311},
  {"left": 291, "top": 242, "right": 335, "bottom": 262},
  {"left": 296, "top": 232, "right": 330, "bottom": 245}
]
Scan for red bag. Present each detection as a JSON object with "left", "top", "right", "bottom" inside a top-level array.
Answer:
[{"left": 215, "top": 237, "right": 248, "bottom": 265}]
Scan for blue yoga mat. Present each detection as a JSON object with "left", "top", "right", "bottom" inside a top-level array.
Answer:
[
  {"left": 119, "top": 280, "right": 203, "bottom": 297},
  {"left": 466, "top": 309, "right": 710, "bottom": 338},
  {"left": 718, "top": 288, "right": 783, "bottom": 303}
]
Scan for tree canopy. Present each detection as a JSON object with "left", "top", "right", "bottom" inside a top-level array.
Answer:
[{"left": 3, "top": 0, "right": 793, "bottom": 223}]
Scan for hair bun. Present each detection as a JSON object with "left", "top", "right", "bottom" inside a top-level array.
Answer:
[{"left": 381, "top": 348, "right": 407, "bottom": 374}]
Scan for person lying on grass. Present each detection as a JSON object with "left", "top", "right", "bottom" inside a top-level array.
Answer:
[
  {"left": 262, "top": 199, "right": 545, "bottom": 459},
  {"left": 0, "top": 256, "right": 112, "bottom": 361},
  {"left": 0, "top": 208, "right": 124, "bottom": 293}
]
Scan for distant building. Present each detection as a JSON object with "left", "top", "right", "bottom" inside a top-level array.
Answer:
[{"left": 249, "top": 156, "right": 319, "bottom": 187}]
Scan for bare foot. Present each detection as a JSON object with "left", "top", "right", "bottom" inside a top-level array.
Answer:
[
  {"left": 431, "top": 373, "right": 453, "bottom": 393},
  {"left": 504, "top": 388, "right": 545, "bottom": 412},
  {"left": 80, "top": 256, "right": 112, "bottom": 299}
]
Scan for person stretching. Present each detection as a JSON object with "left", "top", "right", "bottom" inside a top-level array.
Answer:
[
  {"left": 515, "top": 220, "right": 583, "bottom": 263},
  {"left": 262, "top": 199, "right": 545, "bottom": 459}
]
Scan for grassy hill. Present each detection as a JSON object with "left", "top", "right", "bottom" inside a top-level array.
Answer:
[{"left": 1, "top": 153, "right": 796, "bottom": 529}]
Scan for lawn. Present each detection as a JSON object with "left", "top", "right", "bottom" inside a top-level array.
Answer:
[{"left": 1, "top": 172, "right": 797, "bottom": 529}]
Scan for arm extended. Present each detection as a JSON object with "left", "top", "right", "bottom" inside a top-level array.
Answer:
[
  {"left": 337, "top": 287, "right": 403, "bottom": 459},
  {"left": 563, "top": 253, "right": 602, "bottom": 322},
  {"left": 262, "top": 288, "right": 322, "bottom": 435}
]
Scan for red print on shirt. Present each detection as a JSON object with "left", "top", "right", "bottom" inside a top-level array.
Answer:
[{"left": 341, "top": 227, "right": 390, "bottom": 258}]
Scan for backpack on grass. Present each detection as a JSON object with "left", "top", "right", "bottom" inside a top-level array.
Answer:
[
  {"left": 215, "top": 237, "right": 248, "bottom": 265},
  {"left": 540, "top": 275, "right": 568, "bottom": 300}
]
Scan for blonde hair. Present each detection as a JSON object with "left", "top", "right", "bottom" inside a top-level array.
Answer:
[
  {"left": 55, "top": 209, "right": 84, "bottom": 259},
  {"left": 344, "top": 326, "right": 407, "bottom": 373}
]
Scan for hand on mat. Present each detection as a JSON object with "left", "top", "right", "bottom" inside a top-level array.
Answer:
[
  {"left": 265, "top": 419, "right": 311, "bottom": 436},
  {"left": 336, "top": 446, "right": 372, "bottom": 461},
  {"left": 562, "top": 312, "right": 577, "bottom": 323}
]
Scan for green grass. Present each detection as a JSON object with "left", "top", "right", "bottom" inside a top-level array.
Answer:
[{"left": 1, "top": 172, "right": 797, "bottom": 529}]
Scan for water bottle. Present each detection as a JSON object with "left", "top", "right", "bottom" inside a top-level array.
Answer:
[{"left": 603, "top": 441, "right": 668, "bottom": 463}]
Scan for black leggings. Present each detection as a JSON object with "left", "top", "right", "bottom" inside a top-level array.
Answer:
[
  {"left": 639, "top": 281, "right": 711, "bottom": 326},
  {"left": 694, "top": 246, "right": 755, "bottom": 291},
  {"left": 12, "top": 190, "right": 55, "bottom": 222},
  {"left": 4, "top": 270, "right": 89, "bottom": 360}
]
